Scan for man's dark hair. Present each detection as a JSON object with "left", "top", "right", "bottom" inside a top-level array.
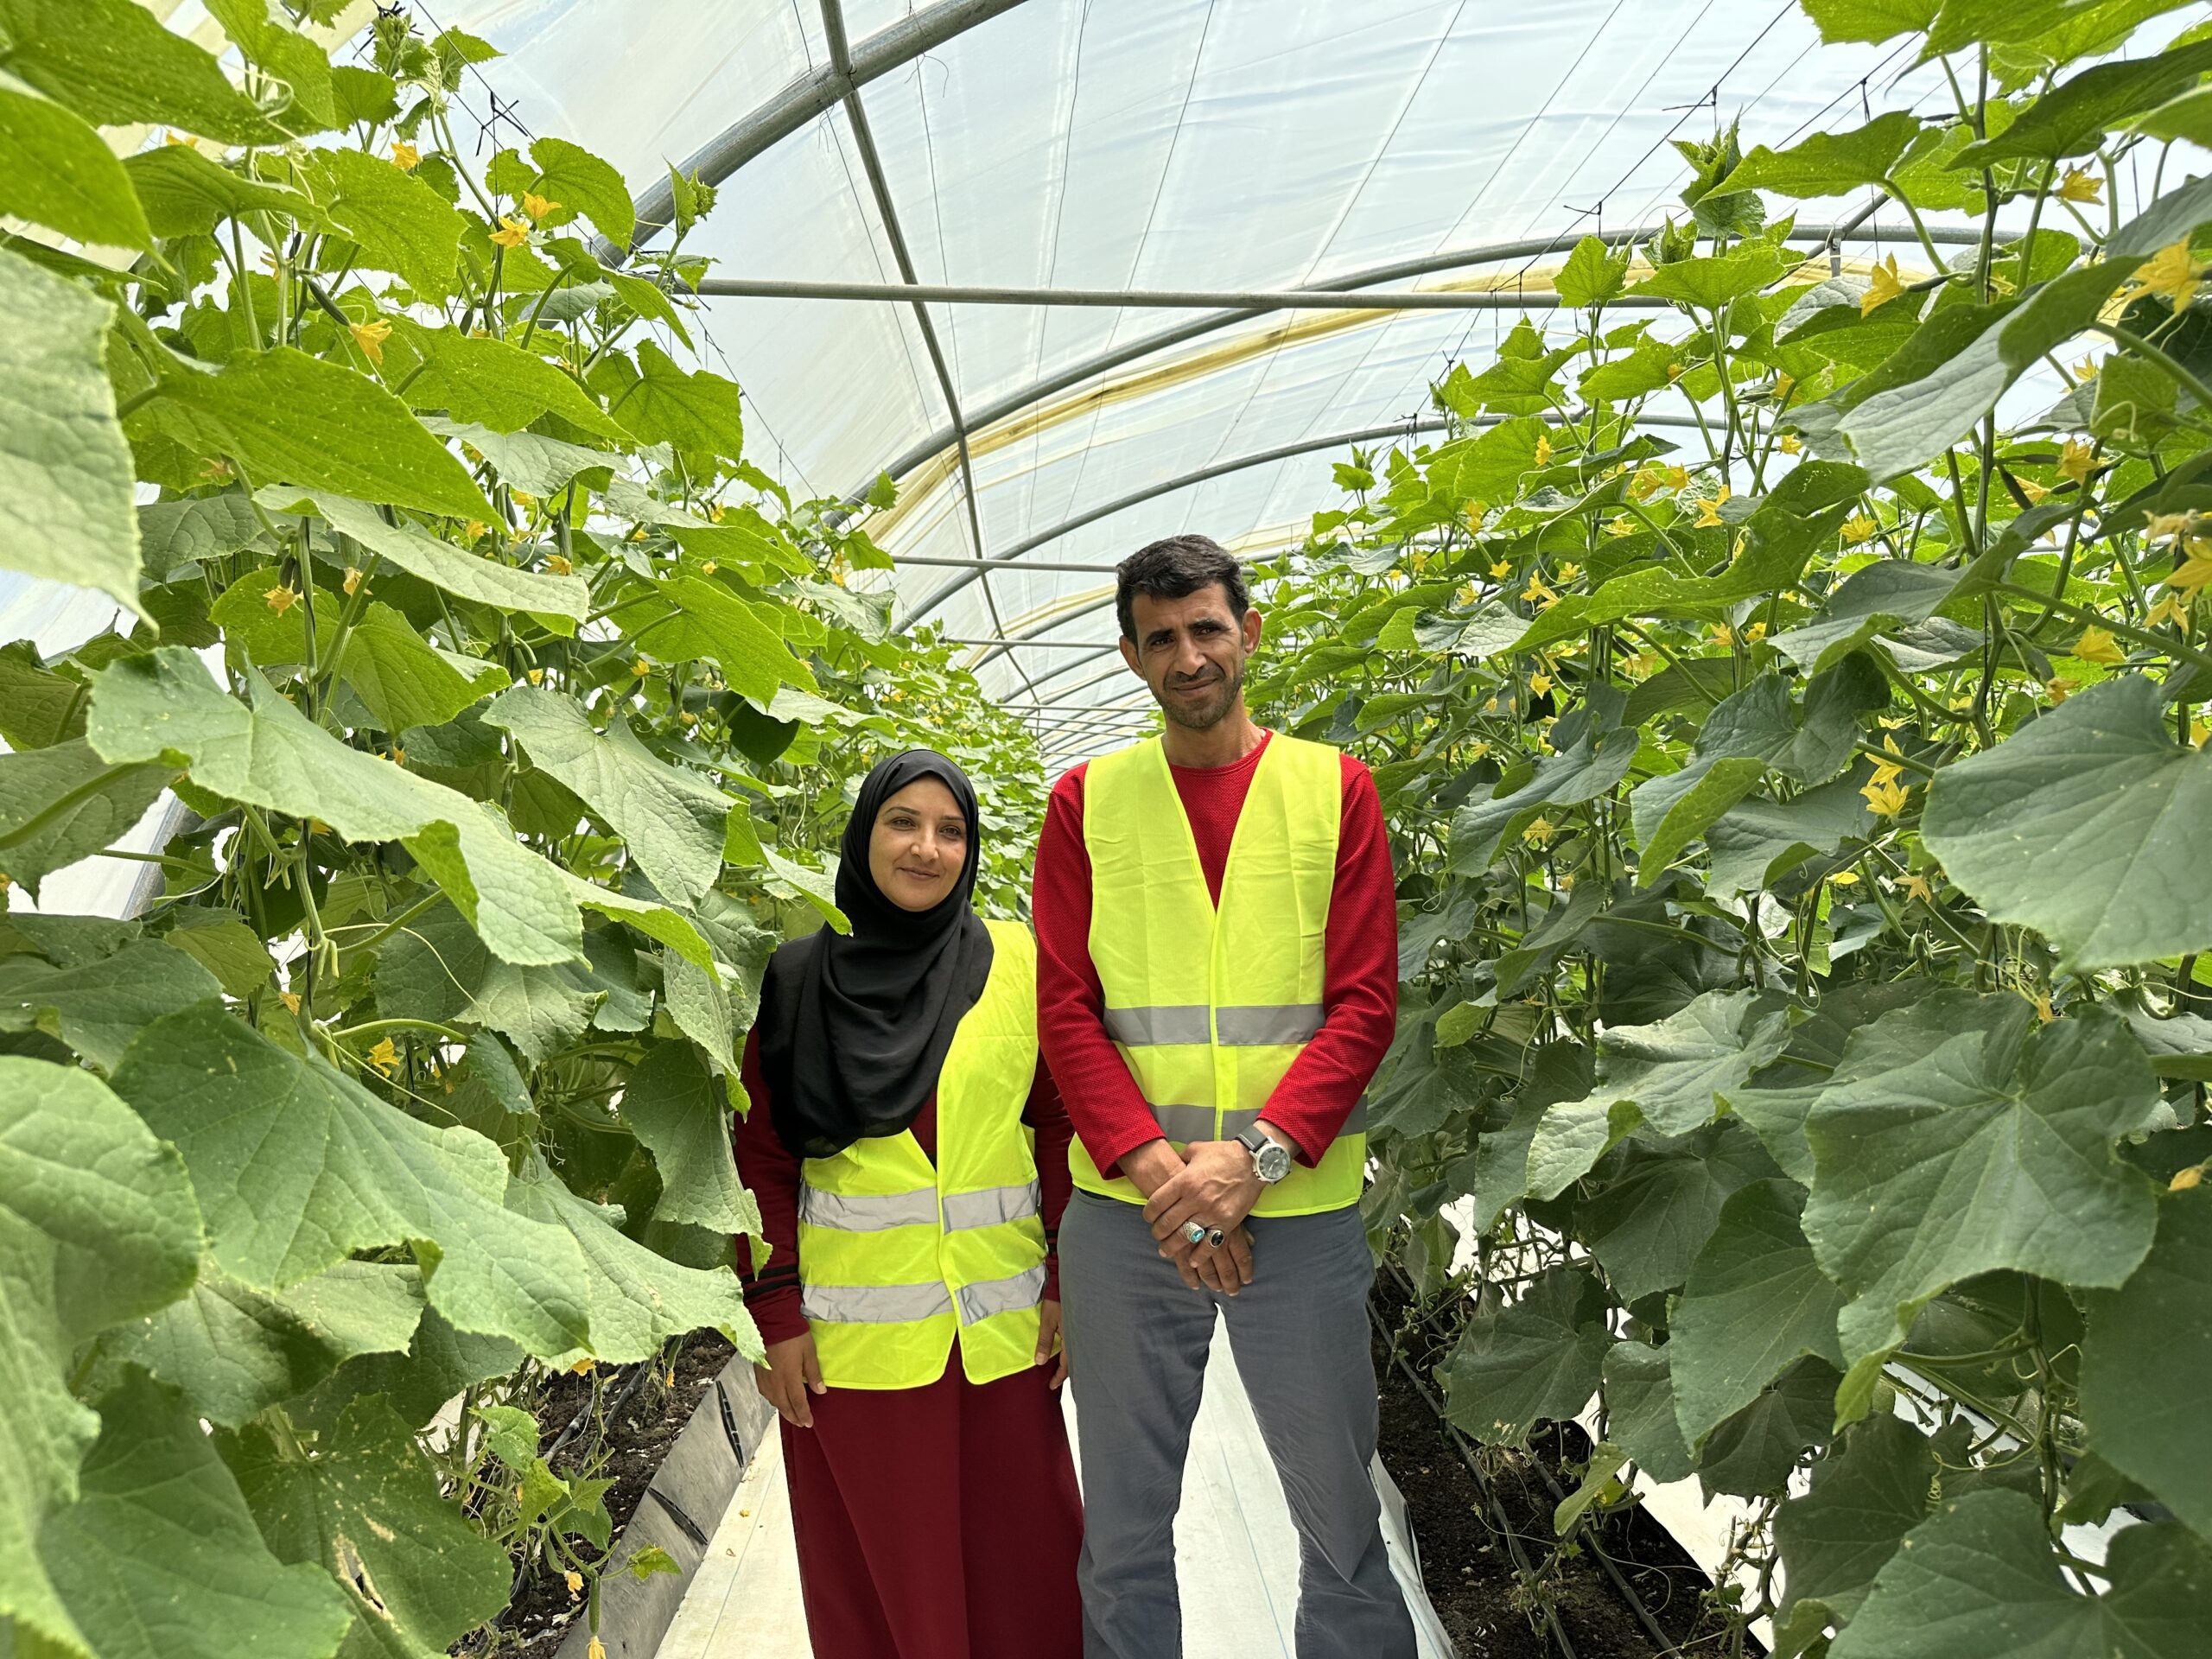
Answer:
[{"left": 1115, "top": 534, "right": 1249, "bottom": 643}]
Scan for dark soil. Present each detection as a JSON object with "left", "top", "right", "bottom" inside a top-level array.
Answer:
[
  {"left": 462, "top": 1331, "right": 739, "bottom": 1659},
  {"left": 1372, "top": 1274, "right": 1757, "bottom": 1657}
]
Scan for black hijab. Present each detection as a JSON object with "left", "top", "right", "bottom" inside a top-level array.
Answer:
[{"left": 757, "top": 749, "right": 995, "bottom": 1159}]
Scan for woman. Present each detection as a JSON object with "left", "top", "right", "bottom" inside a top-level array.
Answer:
[{"left": 732, "top": 749, "right": 1084, "bottom": 1659}]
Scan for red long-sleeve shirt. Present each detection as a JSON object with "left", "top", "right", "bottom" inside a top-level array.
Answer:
[
  {"left": 1030, "top": 732, "right": 1398, "bottom": 1179},
  {"left": 731, "top": 1028, "right": 1074, "bottom": 1349}
]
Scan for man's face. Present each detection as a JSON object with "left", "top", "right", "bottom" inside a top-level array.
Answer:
[{"left": 1121, "top": 584, "right": 1264, "bottom": 731}]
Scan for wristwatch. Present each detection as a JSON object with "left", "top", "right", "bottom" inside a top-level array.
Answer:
[{"left": 1236, "top": 1124, "right": 1294, "bottom": 1185}]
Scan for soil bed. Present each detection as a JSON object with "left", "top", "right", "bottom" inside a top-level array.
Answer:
[
  {"left": 1372, "top": 1273, "right": 1756, "bottom": 1657},
  {"left": 464, "top": 1331, "right": 739, "bottom": 1659}
]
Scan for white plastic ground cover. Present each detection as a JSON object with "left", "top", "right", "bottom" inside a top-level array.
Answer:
[
  {"left": 661, "top": 1323, "right": 1456, "bottom": 1656},
  {"left": 413, "top": 0, "right": 2020, "bottom": 735}
]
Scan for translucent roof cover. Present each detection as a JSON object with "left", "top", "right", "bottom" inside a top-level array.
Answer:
[{"left": 426, "top": 0, "right": 2120, "bottom": 763}]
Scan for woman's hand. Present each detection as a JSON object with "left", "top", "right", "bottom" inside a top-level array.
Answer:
[
  {"left": 1035, "top": 1298, "right": 1069, "bottom": 1389},
  {"left": 754, "top": 1332, "right": 826, "bottom": 1427}
]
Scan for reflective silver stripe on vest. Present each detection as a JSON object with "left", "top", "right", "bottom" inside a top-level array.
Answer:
[
  {"left": 801, "top": 1280, "right": 955, "bottom": 1325},
  {"left": 1149, "top": 1103, "right": 1220, "bottom": 1142},
  {"left": 1103, "top": 1004, "right": 1212, "bottom": 1046},
  {"left": 1149, "top": 1103, "right": 1368, "bottom": 1144},
  {"left": 941, "top": 1180, "right": 1042, "bottom": 1231},
  {"left": 956, "top": 1264, "right": 1046, "bottom": 1325},
  {"left": 1216, "top": 1003, "right": 1325, "bottom": 1046},
  {"left": 797, "top": 1184, "right": 939, "bottom": 1232}
]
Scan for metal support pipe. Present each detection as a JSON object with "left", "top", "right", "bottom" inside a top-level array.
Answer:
[
  {"left": 890, "top": 554, "right": 1128, "bottom": 573},
  {"left": 691, "top": 277, "right": 1679, "bottom": 310},
  {"left": 829, "top": 220, "right": 1980, "bottom": 510},
  {"left": 818, "top": 0, "right": 1036, "bottom": 703},
  {"left": 906, "top": 408, "right": 1705, "bottom": 626},
  {"left": 961, "top": 594, "right": 1120, "bottom": 672},
  {"left": 619, "top": 0, "right": 1035, "bottom": 255},
  {"left": 905, "top": 418, "right": 1446, "bottom": 626},
  {"left": 938, "top": 636, "right": 1118, "bottom": 651}
]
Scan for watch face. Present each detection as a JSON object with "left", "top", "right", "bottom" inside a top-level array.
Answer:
[{"left": 1259, "top": 1143, "right": 1293, "bottom": 1181}]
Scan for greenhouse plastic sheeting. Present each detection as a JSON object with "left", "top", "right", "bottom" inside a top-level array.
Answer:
[{"left": 424, "top": 0, "right": 2024, "bottom": 753}]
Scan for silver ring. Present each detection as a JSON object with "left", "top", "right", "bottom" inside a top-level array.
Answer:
[
  {"left": 1207, "top": 1229, "right": 1227, "bottom": 1249},
  {"left": 1182, "top": 1221, "right": 1208, "bottom": 1245}
]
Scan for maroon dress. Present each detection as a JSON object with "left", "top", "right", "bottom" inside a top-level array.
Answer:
[{"left": 732, "top": 1030, "right": 1084, "bottom": 1659}]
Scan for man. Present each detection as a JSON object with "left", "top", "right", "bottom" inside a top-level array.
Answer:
[{"left": 1032, "top": 534, "right": 1414, "bottom": 1657}]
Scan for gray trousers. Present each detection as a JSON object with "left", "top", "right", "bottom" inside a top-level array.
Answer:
[{"left": 1058, "top": 1190, "right": 1417, "bottom": 1659}]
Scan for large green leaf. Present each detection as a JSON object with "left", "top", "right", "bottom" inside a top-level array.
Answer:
[
  {"left": 0, "top": 738, "right": 173, "bottom": 897},
  {"left": 35, "top": 1371, "right": 356, "bottom": 1659},
  {"left": 0, "top": 245, "right": 144, "bottom": 617},
  {"left": 0, "top": 937, "right": 223, "bottom": 1069},
  {"left": 1955, "top": 35, "right": 2212, "bottom": 163},
  {"left": 1631, "top": 657, "right": 1886, "bottom": 878},
  {"left": 483, "top": 686, "right": 730, "bottom": 907},
  {"left": 1511, "top": 463, "right": 1870, "bottom": 654},
  {"left": 1704, "top": 771, "right": 1876, "bottom": 896},
  {"left": 1579, "top": 1119, "right": 1780, "bottom": 1306},
  {"left": 1628, "top": 241, "right": 1792, "bottom": 309},
  {"left": 519, "top": 136, "right": 635, "bottom": 249},
  {"left": 261, "top": 489, "right": 589, "bottom": 629},
  {"left": 1716, "top": 111, "right": 1923, "bottom": 197},
  {"left": 315, "top": 148, "right": 467, "bottom": 298},
  {"left": 607, "top": 340, "right": 746, "bottom": 460},
  {"left": 110, "top": 1003, "right": 591, "bottom": 1356},
  {"left": 0, "top": 642, "right": 90, "bottom": 750},
  {"left": 505, "top": 1158, "right": 759, "bottom": 1366},
  {"left": 87, "top": 649, "right": 583, "bottom": 967},
  {"left": 161, "top": 910, "right": 276, "bottom": 997},
  {"left": 226, "top": 1396, "right": 511, "bottom": 1659},
  {"left": 1698, "top": 1357, "right": 1840, "bottom": 1498},
  {"left": 1802, "top": 995, "right": 2161, "bottom": 1399},
  {"left": 1601, "top": 1341, "right": 1695, "bottom": 1482},
  {"left": 1772, "top": 1415, "right": 1937, "bottom": 1657},
  {"left": 1831, "top": 1490, "right": 2212, "bottom": 1658},
  {"left": 1838, "top": 260, "right": 2142, "bottom": 479},
  {"left": 391, "top": 323, "right": 627, "bottom": 442},
  {"left": 300, "top": 1306, "right": 522, "bottom": 1433},
  {"left": 145, "top": 348, "right": 494, "bottom": 523},
  {"left": 1440, "top": 1266, "right": 1610, "bottom": 1445},
  {"left": 1554, "top": 235, "right": 1632, "bottom": 308},
  {"left": 1449, "top": 719, "right": 1639, "bottom": 872},
  {"left": 641, "top": 573, "right": 812, "bottom": 703},
  {"left": 1924, "top": 676, "right": 2212, "bottom": 969},
  {"left": 1799, "top": 0, "right": 1937, "bottom": 44},
  {"left": 0, "top": 0, "right": 285, "bottom": 143},
  {"left": 123, "top": 143, "right": 323, "bottom": 239},
  {"left": 1526, "top": 989, "right": 1791, "bottom": 1198},
  {"left": 336, "top": 604, "right": 510, "bottom": 734},
  {"left": 1669, "top": 1179, "right": 1847, "bottom": 1444},
  {"left": 621, "top": 1041, "right": 753, "bottom": 1233},
  {"left": 108, "top": 1259, "right": 425, "bottom": 1429},
  {"left": 0, "top": 68, "right": 151, "bottom": 249},
  {"left": 2078, "top": 1190, "right": 2212, "bottom": 1541},
  {"left": 0, "top": 1057, "right": 200, "bottom": 1656}
]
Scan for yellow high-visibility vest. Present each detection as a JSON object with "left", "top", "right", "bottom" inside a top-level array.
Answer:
[
  {"left": 1071, "top": 733, "right": 1366, "bottom": 1217},
  {"left": 795, "top": 919, "right": 1048, "bottom": 1389}
]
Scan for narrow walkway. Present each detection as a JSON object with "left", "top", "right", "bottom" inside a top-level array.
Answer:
[{"left": 663, "top": 1325, "right": 1452, "bottom": 1656}]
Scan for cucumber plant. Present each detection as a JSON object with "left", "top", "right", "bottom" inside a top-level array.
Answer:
[
  {"left": 1254, "top": 5, "right": 2212, "bottom": 1652},
  {"left": 0, "top": 4, "right": 1036, "bottom": 1656}
]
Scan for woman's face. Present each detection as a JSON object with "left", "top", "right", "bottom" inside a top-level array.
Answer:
[{"left": 868, "top": 777, "right": 969, "bottom": 912}]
